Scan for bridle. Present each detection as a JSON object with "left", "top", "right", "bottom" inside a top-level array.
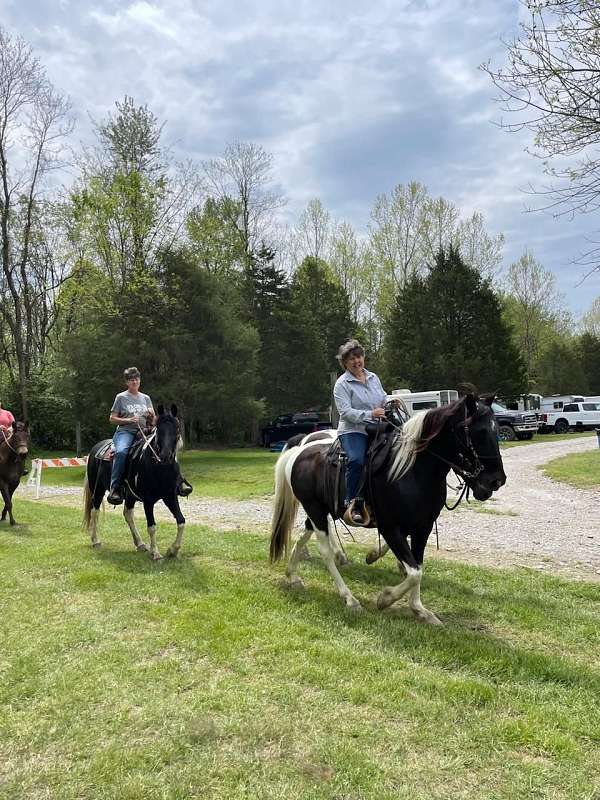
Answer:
[
  {"left": 137, "top": 417, "right": 179, "bottom": 465},
  {"left": 425, "top": 407, "right": 486, "bottom": 482}
]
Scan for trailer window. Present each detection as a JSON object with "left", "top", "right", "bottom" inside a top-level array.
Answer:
[{"left": 413, "top": 401, "right": 438, "bottom": 410}]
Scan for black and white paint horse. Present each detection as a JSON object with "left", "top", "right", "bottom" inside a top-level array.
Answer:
[
  {"left": 269, "top": 393, "right": 506, "bottom": 623},
  {"left": 83, "top": 405, "right": 186, "bottom": 560}
]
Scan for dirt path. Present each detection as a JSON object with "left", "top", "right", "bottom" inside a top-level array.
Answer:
[{"left": 18, "top": 437, "right": 600, "bottom": 580}]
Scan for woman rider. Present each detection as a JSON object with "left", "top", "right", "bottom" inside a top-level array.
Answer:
[
  {"left": 333, "top": 340, "right": 388, "bottom": 525},
  {"left": 107, "top": 366, "right": 192, "bottom": 505}
]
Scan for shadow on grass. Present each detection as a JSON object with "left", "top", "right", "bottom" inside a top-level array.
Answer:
[{"left": 259, "top": 545, "right": 600, "bottom": 693}]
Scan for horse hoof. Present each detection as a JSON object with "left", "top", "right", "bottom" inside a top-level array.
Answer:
[
  {"left": 365, "top": 549, "right": 380, "bottom": 565},
  {"left": 136, "top": 543, "right": 149, "bottom": 553},
  {"left": 334, "top": 552, "right": 349, "bottom": 567},
  {"left": 413, "top": 609, "right": 443, "bottom": 626},
  {"left": 377, "top": 587, "right": 396, "bottom": 610},
  {"left": 92, "top": 541, "right": 102, "bottom": 549},
  {"left": 166, "top": 547, "right": 179, "bottom": 559},
  {"left": 344, "top": 597, "right": 362, "bottom": 613},
  {"left": 287, "top": 576, "right": 305, "bottom": 589},
  {"left": 150, "top": 552, "right": 163, "bottom": 561}
]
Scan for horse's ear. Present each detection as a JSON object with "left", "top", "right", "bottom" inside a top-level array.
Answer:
[
  {"left": 157, "top": 404, "right": 164, "bottom": 415},
  {"left": 170, "top": 404, "right": 178, "bottom": 417},
  {"left": 466, "top": 393, "right": 478, "bottom": 416},
  {"left": 481, "top": 392, "right": 497, "bottom": 407}
]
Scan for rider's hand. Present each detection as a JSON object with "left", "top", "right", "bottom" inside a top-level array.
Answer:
[
  {"left": 130, "top": 415, "right": 140, "bottom": 425},
  {"left": 372, "top": 407, "right": 386, "bottom": 419}
]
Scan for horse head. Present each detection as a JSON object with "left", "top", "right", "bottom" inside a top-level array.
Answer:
[
  {"left": 453, "top": 391, "right": 506, "bottom": 501},
  {"left": 155, "top": 405, "right": 180, "bottom": 464},
  {"left": 8, "top": 420, "right": 30, "bottom": 457}
]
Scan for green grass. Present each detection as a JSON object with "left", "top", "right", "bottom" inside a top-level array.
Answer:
[
  {"left": 34, "top": 448, "right": 278, "bottom": 497},
  {"left": 540, "top": 449, "right": 600, "bottom": 489},
  {"left": 1, "top": 501, "right": 599, "bottom": 799}
]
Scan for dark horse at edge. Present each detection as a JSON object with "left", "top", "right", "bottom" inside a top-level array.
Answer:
[
  {"left": 83, "top": 405, "right": 186, "bottom": 560},
  {"left": 0, "top": 421, "right": 30, "bottom": 525},
  {"left": 269, "top": 392, "right": 506, "bottom": 624}
]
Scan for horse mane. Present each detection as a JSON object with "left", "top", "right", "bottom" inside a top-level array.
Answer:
[{"left": 388, "top": 399, "right": 466, "bottom": 481}]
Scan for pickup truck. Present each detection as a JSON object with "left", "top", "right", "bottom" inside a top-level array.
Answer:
[
  {"left": 492, "top": 402, "right": 539, "bottom": 441},
  {"left": 538, "top": 401, "right": 600, "bottom": 433},
  {"left": 260, "top": 412, "right": 333, "bottom": 447}
]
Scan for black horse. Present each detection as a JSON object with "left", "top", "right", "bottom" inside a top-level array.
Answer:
[
  {"left": 269, "top": 392, "right": 506, "bottom": 623},
  {"left": 83, "top": 405, "right": 186, "bottom": 560},
  {"left": 0, "top": 421, "right": 30, "bottom": 526}
]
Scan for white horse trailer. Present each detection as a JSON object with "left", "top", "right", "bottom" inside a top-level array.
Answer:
[{"left": 387, "top": 389, "right": 459, "bottom": 417}]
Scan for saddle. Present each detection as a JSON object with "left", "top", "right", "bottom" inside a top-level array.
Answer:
[
  {"left": 321, "top": 422, "right": 400, "bottom": 525},
  {"left": 94, "top": 429, "right": 151, "bottom": 463},
  {"left": 95, "top": 440, "right": 114, "bottom": 461}
]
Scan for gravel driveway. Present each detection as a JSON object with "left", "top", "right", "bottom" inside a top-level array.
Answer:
[{"left": 19, "top": 436, "right": 600, "bottom": 580}]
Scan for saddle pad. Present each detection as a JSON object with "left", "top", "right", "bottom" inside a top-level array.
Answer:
[{"left": 95, "top": 440, "right": 114, "bottom": 461}]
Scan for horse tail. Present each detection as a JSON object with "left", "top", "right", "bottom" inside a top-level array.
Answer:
[
  {"left": 269, "top": 448, "right": 299, "bottom": 563},
  {"left": 82, "top": 471, "right": 93, "bottom": 532}
]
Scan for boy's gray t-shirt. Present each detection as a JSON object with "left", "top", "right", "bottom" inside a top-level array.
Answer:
[{"left": 111, "top": 391, "right": 153, "bottom": 431}]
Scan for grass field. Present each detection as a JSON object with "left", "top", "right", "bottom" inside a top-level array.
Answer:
[
  {"left": 1, "top": 501, "right": 599, "bottom": 799},
  {"left": 32, "top": 448, "right": 278, "bottom": 496},
  {"left": 540, "top": 449, "right": 600, "bottom": 489}
]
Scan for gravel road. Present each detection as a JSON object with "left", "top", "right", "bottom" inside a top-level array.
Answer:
[{"left": 18, "top": 436, "right": 600, "bottom": 579}]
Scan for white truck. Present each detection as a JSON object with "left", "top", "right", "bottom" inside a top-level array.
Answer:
[{"left": 539, "top": 401, "right": 600, "bottom": 433}]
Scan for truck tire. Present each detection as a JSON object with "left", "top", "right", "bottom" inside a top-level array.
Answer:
[
  {"left": 498, "top": 424, "right": 516, "bottom": 442},
  {"left": 554, "top": 419, "right": 569, "bottom": 434},
  {"left": 516, "top": 431, "right": 534, "bottom": 440}
]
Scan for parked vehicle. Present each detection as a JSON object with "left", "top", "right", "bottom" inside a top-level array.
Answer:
[
  {"left": 260, "top": 412, "right": 332, "bottom": 447},
  {"left": 540, "top": 394, "right": 584, "bottom": 411},
  {"left": 387, "top": 389, "right": 459, "bottom": 415},
  {"left": 491, "top": 401, "right": 539, "bottom": 441},
  {"left": 538, "top": 401, "right": 600, "bottom": 433}
]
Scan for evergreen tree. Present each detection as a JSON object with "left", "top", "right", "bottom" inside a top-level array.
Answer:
[
  {"left": 578, "top": 333, "right": 600, "bottom": 395},
  {"left": 383, "top": 248, "right": 526, "bottom": 397}
]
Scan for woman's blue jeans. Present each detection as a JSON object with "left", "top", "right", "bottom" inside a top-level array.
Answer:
[
  {"left": 110, "top": 429, "right": 137, "bottom": 490},
  {"left": 338, "top": 432, "right": 368, "bottom": 504}
]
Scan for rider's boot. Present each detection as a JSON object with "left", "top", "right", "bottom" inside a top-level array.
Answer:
[
  {"left": 107, "top": 485, "right": 124, "bottom": 505},
  {"left": 177, "top": 477, "right": 193, "bottom": 497}
]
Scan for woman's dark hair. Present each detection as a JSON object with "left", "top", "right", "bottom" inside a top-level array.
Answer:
[{"left": 123, "top": 366, "right": 141, "bottom": 381}]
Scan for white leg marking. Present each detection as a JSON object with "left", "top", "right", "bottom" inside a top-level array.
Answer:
[
  {"left": 148, "top": 525, "right": 162, "bottom": 560},
  {"left": 166, "top": 523, "right": 185, "bottom": 558},
  {"left": 377, "top": 564, "right": 421, "bottom": 610},
  {"left": 123, "top": 507, "right": 146, "bottom": 551},
  {"left": 90, "top": 508, "right": 101, "bottom": 547},
  {"left": 285, "top": 527, "right": 313, "bottom": 588},
  {"left": 328, "top": 517, "right": 349, "bottom": 566},
  {"left": 314, "top": 527, "right": 361, "bottom": 611},
  {"left": 407, "top": 571, "right": 443, "bottom": 625}
]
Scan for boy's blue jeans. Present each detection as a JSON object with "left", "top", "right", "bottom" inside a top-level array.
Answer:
[{"left": 110, "top": 429, "right": 136, "bottom": 490}]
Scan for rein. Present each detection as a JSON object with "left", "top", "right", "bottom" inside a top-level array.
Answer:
[{"left": 0, "top": 428, "right": 18, "bottom": 455}]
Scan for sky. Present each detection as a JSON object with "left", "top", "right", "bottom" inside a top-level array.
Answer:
[{"left": 2, "top": 0, "right": 600, "bottom": 317}]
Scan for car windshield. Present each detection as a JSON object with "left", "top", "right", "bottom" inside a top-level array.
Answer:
[{"left": 491, "top": 402, "right": 507, "bottom": 413}]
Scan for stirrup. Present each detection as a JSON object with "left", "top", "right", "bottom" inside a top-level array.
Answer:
[
  {"left": 342, "top": 499, "right": 370, "bottom": 527},
  {"left": 107, "top": 486, "right": 124, "bottom": 506},
  {"left": 177, "top": 479, "right": 193, "bottom": 497}
]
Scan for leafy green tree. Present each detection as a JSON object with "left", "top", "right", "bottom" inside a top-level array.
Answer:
[
  {"left": 186, "top": 197, "right": 245, "bottom": 276},
  {"left": 537, "top": 338, "right": 588, "bottom": 396},
  {"left": 383, "top": 248, "right": 526, "bottom": 397}
]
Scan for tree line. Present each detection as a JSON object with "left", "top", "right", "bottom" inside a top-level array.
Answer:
[{"left": 1, "top": 27, "right": 600, "bottom": 449}]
